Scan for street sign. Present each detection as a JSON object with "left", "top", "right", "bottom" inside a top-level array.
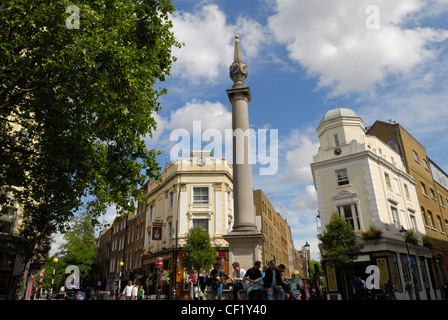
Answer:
[
  {"left": 155, "top": 258, "right": 163, "bottom": 268},
  {"left": 406, "top": 256, "right": 413, "bottom": 265}
]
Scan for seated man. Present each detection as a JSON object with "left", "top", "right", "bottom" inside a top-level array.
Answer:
[
  {"left": 263, "top": 260, "right": 285, "bottom": 300},
  {"left": 277, "top": 264, "right": 297, "bottom": 300},
  {"left": 244, "top": 260, "right": 264, "bottom": 300},
  {"left": 207, "top": 262, "right": 228, "bottom": 300}
]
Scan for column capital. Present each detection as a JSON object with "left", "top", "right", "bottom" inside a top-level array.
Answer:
[{"left": 227, "top": 86, "right": 251, "bottom": 103}]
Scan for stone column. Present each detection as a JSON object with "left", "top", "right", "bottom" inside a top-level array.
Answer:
[{"left": 223, "top": 36, "right": 264, "bottom": 270}]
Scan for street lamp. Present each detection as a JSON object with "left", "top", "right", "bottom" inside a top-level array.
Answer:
[
  {"left": 399, "top": 226, "right": 419, "bottom": 300},
  {"left": 51, "top": 258, "right": 58, "bottom": 297},
  {"left": 117, "top": 261, "right": 124, "bottom": 299},
  {"left": 304, "top": 241, "right": 310, "bottom": 279},
  {"left": 172, "top": 182, "right": 186, "bottom": 300}
]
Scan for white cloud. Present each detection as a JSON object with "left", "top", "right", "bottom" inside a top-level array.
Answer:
[
  {"left": 293, "top": 185, "right": 318, "bottom": 212},
  {"left": 167, "top": 99, "right": 231, "bottom": 134},
  {"left": 170, "top": 4, "right": 266, "bottom": 84},
  {"left": 281, "top": 128, "right": 319, "bottom": 184},
  {"left": 144, "top": 99, "right": 233, "bottom": 161},
  {"left": 268, "top": 0, "right": 448, "bottom": 96}
]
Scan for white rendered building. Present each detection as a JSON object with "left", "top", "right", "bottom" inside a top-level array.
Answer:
[{"left": 311, "top": 108, "right": 434, "bottom": 300}]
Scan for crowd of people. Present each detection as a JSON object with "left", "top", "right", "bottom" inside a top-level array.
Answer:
[{"left": 197, "top": 259, "right": 315, "bottom": 301}]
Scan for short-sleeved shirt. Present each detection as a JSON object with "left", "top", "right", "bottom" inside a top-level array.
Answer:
[{"left": 245, "top": 267, "right": 262, "bottom": 281}]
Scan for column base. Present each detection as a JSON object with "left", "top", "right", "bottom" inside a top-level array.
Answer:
[{"left": 224, "top": 230, "right": 265, "bottom": 271}]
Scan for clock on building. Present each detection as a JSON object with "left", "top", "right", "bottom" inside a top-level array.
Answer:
[{"left": 196, "top": 157, "right": 206, "bottom": 167}]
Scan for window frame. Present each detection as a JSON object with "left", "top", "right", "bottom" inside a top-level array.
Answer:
[{"left": 336, "top": 169, "right": 349, "bottom": 186}]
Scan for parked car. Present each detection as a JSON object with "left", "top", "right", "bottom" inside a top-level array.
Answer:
[
  {"left": 76, "top": 291, "right": 86, "bottom": 300},
  {"left": 65, "top": 290, "right": 77, "bottom": 300}
]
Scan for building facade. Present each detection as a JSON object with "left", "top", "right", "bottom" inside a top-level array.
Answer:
[
  {"left": 367, "top": 120, "right": 448, "bottom": 299},
  {"left": 253, "top": 189, "right": 297, "bottom": 277},
  {"left": 311, "top": 108, "right": 435, "bottom": 300},
  {"left": 141, "top": 151, "right": 234, "bottom": 299},
  {"left": 0, "top": 193, "right": 23, "bottom": 300},
  {"left": 95, "top": 150, "right": 300, "bottom": 299}
]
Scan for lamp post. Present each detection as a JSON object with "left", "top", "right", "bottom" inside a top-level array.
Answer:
[
  {"left": 117, "top": 261, "right": 124, "bottom": 299},
  {"left": 399, "top": 227, "right": 419, "bottom": 300},
  {"left": 51, "top": 258, "right": 58, "bottom": 298},
  {"left": 172, "top": 182, "right": 186, "bottom": 300},
  {"left": 304, "top": 241, "right": 310, "bottom": 279}
]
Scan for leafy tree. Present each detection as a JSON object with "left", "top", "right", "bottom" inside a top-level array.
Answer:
[
  {"left": 181, "top": 227, "right": 217, "bottom": 276},
  {"left": 309, "top": 259, "right": 321, "bottom": 289},
  {"left": 1, "top": 0, "right": 180, "bottom": 298},
  {"left": 57, "top": 209, "right": 97, "bottom": 288},
  {"left": 318, "top": 212, "right": 363, "bottom": 299}
]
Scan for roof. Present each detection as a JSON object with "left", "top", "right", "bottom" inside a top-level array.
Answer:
[{"left": 319, "top": 107, "right": 358, "bottom": 125}]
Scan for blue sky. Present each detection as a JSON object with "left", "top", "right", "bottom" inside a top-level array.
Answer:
[
  {"left": 141, "top": 0, "right": 448, "bottom": 261},
  {"left": 51, "top": 1, "right": 448, "bottom": 261}
]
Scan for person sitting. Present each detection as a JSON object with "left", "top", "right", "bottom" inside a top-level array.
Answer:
[
  {"left": 207, "top": 262, "right": 228, "bottom": 300},
  {"left": 231, "top": 262, "right": 247, "bottom": 300},
  {"left": 263, "top": 260, "right": 285, "bottom": 300},
  {"left": 244, "top": 260, "right": 264, "bottom": 300},
  {"left": 277, "top": 264, "right": 297, "bottom": 300}
]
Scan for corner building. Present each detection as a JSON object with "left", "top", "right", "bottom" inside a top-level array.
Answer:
[{"left": 311, "top": 108, "right": 434, "bottom": 300}]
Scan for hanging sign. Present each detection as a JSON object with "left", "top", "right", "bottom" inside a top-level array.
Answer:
[{"left": 152, "top": 222, "right": 163, "bottom": 240}]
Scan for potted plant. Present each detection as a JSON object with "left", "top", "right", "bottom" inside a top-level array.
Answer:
[
  {"left": 405, "top": 230, "right": 418, "bottom": 245},
  {"left": 361, "top": 226, "right": 383, "bottom": 244}
]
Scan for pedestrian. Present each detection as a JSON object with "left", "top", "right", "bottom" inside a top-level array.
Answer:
[
  {"left": 302, "top": 279, "right": 310, "bottom": 300},
  {"left": 405, "top": 278, "right": 414, "bottom": 300},
  {"left": 277, "top": 264, "right": 297, "bottom": 300},
  {"left": 263, "top": 260, "right": 285, "bottom": 300},
  {"left": 132, "top": 284, "right": 138, "bottom": 300},
  {"left": 122, "top": 281, "right": 134, "bottom": 300},
  {"left": 231, "top": 262, "right": 247, "bottom": 300},
  {"left": 352, "top": 276, "right": 367, "bottom": 300},
  {"left": 199, "top": 270, "right": 207, "bottom": 298},
  {"left": 245, "top": 260, "right": 264, "bottom": 300},
  {"left": 384, "top": 279, "right": 396, "bottom": 300},
  {"left": 193, "top": 283, "right": 199, "bottom": 300},
  {"left": 138, "top": 286, "right": 145, "bottom": 300}
]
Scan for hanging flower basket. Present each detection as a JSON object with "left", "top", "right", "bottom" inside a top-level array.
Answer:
[
  {"left": 160, "top": 271, "right": 171, "bottom": 286},
  {"left": 188, "top": 273, "right": 198, "bottom": 285},
  {"left": 361, "top": 226, "right": 383, "bottom": 244}
]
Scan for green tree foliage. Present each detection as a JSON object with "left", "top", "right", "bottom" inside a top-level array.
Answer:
[
  {"left": 58, "top": 209, "right": 97, "bottom": 284},
  {"left": 318, "top": 212, "right": 363, "bottom": 299},
  {"left": 0, "top": 0, "right": 180, "bottom": 296},
  {"left": 181, "top": 227, "right": 217, "bottom": 275},
  {"left": 318, "top": 212, "right": 363, "bottom": 268}
]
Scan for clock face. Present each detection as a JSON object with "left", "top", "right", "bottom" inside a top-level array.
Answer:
[
  {"left": 334, "top": 148, "right": 342, "bottom": 155},
  {"left": 196, "top": 157, "right": 206, "bottom": 167}
]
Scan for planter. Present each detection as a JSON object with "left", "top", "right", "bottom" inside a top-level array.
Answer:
[{"left": 361, "top": 227, "right": 383, "bottom": 245}]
